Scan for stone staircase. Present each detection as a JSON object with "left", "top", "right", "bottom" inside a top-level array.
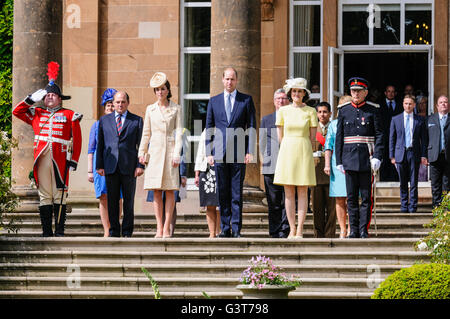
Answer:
[{"left": 0, "top": 187, "right": 434, "bottom": 299}]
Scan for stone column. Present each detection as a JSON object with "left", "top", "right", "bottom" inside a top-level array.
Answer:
[
  {"left": 12, "top": 0, "right": 62, "bottom": 191},
  {"left": 210, "top": 0, "right": 261, "bottom": 187}
]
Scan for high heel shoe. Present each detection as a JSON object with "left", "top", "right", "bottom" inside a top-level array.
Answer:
[
  {"left": 339, "top": 232, "right": 347, "bottom": 239},
  {"left": 294, "top": 234, "right": 303, "bottom": 239}
]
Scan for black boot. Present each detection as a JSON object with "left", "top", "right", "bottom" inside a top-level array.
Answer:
[
  {"left": 39, "top": 205, "right": 54, "bottom": 237},
  {"left": 54, "top": 204, "right": 67, "bottom": 237}
]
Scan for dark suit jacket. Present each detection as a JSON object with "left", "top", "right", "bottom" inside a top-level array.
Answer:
[
  {"left": 379, "top": 98, "right": 404, "bottom": 120},
  {"left": 389, "top": 113, "right": 427, "bottom": 163},
  {"left": 335, "top": 101, "right": 384, "bottom": 172},
  {"left": 205, "top": 91, "right": 256, "bottom": 163},
  {"left": 427, "top": 112, "right": 450, "bottom": 163},
  {"left": 259, "top": 112, "right": 279, "bottom": 175},
  {"left": 379, "top": 98, "right": 403, "bottom": 149},
  {"left": 96, "top": 111, "right": 145, "bottom": 175}
]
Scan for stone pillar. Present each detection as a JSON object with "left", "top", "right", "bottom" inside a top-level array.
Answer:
[
  {"left": 12, "top": 0, "right": 62, "bottom": 191},
  {"left": 210, "top": 0, "right": 261, "bottom": 187}
]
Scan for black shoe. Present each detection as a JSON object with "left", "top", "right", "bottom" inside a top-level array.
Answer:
[
  {"left": 348, "top": 232, "right": 360, "bottom": 238},
  {"left": 54, "top": 204, "right": 67, "bottom": 237},
  {"left": 218, "top": 231, "right": 231, "bottom": 238},
  {"left": 39, "top": 205, "right": 54, "bottom": 237},
  {"left": 360, "top": 232, "right": 369, "bottom": 239},
  {"left": 232, "top": 232, "right": 241, "bottom": 238},
  {"left": 109, "top": 233, "right": 120, "bottom": 238}
]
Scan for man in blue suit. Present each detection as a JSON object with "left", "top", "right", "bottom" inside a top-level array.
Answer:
[
  {"left": 205, "top": 67, "right": 256, "bottom": 238},
  {"left": 96, "top": 91, "right": 144, "bottom": 237},
  {"left": 389, "top": 95, "right": 428, "bottom": 213},
  {"left": 259, "top": 88, "right": 290, "bottom": 238}
]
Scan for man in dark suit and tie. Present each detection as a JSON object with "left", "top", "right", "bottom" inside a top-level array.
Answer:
[
  {"left": 206, "top": 67, "right": 257, "bottom": 238},
  {"left": 259, "top": 88, "right": 290, "bottom": 238},
  {"left": 427, "top": 95, "right": 450, "bottom": 208},
  {"left": 96, "top": 91, "right": 144, "bottom": 237},
  {"left": 389, "top": 95, "right": 428, "bottom": 213},
  {"left": 379, "top": 85, "right": 403, "bottom": 181}
]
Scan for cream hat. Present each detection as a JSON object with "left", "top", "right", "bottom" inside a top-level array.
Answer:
[
  {"left": 283, "top": 77, "right": 311, "bottom": 95},
  {"left": 150, "top": 72, "right": 168, "bottom": 88}
]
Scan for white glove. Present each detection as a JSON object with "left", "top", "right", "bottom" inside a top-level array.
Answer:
[
  {"left": 29, "top": 89, "right": 47, "bottom": 103},
  {"left": 371, "top": 158, "right": 381, "bottom": 171},
  {"left": 313, "top": 151, "right": 323, "bottom": 158},
  {"left": 337, "top": 165, "right": 345, "bottom": 174}
]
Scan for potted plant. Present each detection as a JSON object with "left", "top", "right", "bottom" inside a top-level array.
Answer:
[{"left": 237, "top": 255, "right": 301, "bottom": 299}]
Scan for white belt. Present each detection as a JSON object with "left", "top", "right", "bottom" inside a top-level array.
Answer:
[{"left": 35, "top": 135, "right": 71, "bottom": 146}]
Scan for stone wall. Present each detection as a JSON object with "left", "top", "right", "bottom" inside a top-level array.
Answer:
[{"left": 61, "top": 0, "right": 180, "bottom": 211}]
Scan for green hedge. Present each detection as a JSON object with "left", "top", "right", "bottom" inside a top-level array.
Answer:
[
  {"left": 372, "top": 263, "right": 450, "bottom": 299},
  {"left": 0, "top": 0, "right": 13, "bottom": 136}
]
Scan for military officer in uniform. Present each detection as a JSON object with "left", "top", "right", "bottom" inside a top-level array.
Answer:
[
  {"left": 335, "top": 77, "right": 384, "bottom": 238},
  {"left": 13, "top": 83, "right": 82, "bottom": 237}
]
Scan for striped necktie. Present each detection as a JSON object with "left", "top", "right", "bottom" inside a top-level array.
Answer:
[{"left": 116, "top": 114, "right": 122, "bottom": 135}]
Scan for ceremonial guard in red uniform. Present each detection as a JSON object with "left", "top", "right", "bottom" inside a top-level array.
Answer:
[
  {"left": 13, "top": 62, "right": 82, "bottom": 237},
  {"left": 335, "top": 77, "right": 384, "bottom": 238}
]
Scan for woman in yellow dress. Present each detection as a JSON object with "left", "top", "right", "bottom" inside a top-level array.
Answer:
[{"left": 274, "top": 78, "right": 318, "bottom": 238}]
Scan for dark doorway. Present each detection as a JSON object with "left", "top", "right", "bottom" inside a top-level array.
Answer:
[
  {"left": 344, "top": 52, "right": 429, "bottom": 101},
  {"left": 344, "top": 52, "right": 430, "bottom": 182}
]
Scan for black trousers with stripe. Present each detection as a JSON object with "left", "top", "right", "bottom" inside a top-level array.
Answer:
[{"left": 345, "top": 170, "right": 373, "bottom": 237}]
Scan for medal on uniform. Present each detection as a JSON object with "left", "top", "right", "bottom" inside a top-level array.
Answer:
[{"left": 361, "top": 117, "right": 366, "bottom": 125}]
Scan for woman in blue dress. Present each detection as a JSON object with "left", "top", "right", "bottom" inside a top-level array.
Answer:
[
  {"left": 88, "top": 88, "right": 117, "bottom": 237},
  {"left": 324, "top": 95, "right": 352, "bottom": 238}
]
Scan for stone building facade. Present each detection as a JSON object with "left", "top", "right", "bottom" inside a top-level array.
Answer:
[{"left": 12, "top": 0, "right": 447, "bottom": 207}]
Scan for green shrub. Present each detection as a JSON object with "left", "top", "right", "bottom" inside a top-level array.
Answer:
[
  {"left": 415, "top": 193, "right": 450, "bottom": 264},
  {"left": 0, "top": 0, "right": 13, "bottom": 135},
  {"left": 371, "top": 263, "right": 450, "bottom": 299},
  {"left": 0, "top": 130, "right": 19, "bottom": 233}
]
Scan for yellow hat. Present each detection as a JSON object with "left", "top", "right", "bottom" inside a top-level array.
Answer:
[{"left": 150, "top": 72, "right": 168, "bottom": 88}]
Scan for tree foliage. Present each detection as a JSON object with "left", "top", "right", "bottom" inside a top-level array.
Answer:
[{"left": 0, "top": 0, "right": 13, "bottom": 136}]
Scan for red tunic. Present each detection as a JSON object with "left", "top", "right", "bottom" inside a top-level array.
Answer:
[{"left": 13, "top": 99, "right": 82, "bottom": 189}]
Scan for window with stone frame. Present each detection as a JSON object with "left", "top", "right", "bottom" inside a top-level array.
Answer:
[
  {"left": 180, "top": 0, "right": 211, "bottom": 183},
  {"left": 290, "top": 0, "right": 322, "bottom": 105}
]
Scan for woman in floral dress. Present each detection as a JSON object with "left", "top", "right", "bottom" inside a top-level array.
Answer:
[{"left": 195, "top": 129, "right": 220, "bottom": 238}]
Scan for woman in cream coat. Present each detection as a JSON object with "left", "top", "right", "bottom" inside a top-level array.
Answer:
[{"left": 138, "top": 72, "right": 183, "bottom": 238}]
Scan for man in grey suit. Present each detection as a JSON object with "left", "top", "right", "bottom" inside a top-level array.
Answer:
[
  {"left": 427, "top": 95, "right": 450, "bottom": 208},
  {"left": 259, "top": 88, "right": 290, "bottom": 238}
]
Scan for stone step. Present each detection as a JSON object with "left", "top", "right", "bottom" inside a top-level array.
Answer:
[
  {"left": 0, "top": 262, "right": 411, "bottom": 278},
  {"left": 0, "top": 275, "right": 384, "bottom": 293},
  {"left": 0, "top": 249, "right": 428, "bottom": 265},
  {"left": 6, "top": 219, "right": 430, "bottom": 230},
  {"left": 0, "top": 290, "right": 373, "bottom": 299},
  {"left": 0, "top": 237, "right": 425, "bottom": 252},
  {"left": 6, "top": 211, "right": 433, "bottom": 222},
  {"left": 3, "top": 230, "right": 430, "bottom": 239}
]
